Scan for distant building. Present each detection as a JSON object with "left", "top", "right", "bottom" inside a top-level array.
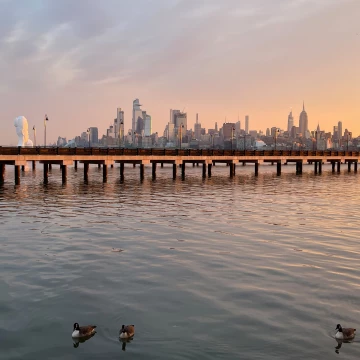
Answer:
[
  {"left": 117, "top": 108, "right": 124, "bottom": 142},
  {"left": 223, "top": 122, "right": 236, "bottom": 140},
  {"left": 338, "top": 121, "right": 343, "bottom": 144},
  {"left": 170, "top": 109, "right": 181, "bottom": 125},
  {"left": 132, "top": 99, "right": 143, "bottom": 138},
  {"left": 144, "top": 115, "right": 152, "bottom": 136},
  {"left": 89, "top": 127, "right": 98, "bottom": 144},
  {"left": 245, "top": 115, "right": 249, "bottom": 134},
  {"left": 299, "top": 102, "right": 309, "bottom": 138},
  {"left": 287, "top": 111, "right": 294, "bottom": 133},
  {"left": 235, "top": 120, "right": 241, "bottom": 133},
  {"left": 194, "top": 113, "right": 201, "bottom": 140}
]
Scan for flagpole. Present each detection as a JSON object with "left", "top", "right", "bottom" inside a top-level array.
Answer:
[
  {"left": 33, "top": 126, "right": 36, "bottom": 146},
  {"left": 44, "top": 114, "right": 48, "bottom": 147}
]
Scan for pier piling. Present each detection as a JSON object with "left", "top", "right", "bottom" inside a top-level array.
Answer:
[
  {"left": 43, "top": 163, "right": 49, "bottom": 184},
  {"left": 84, "top": 163, "right": 89, "bottom": 182},
  {"left": 0, "top": 164, "right": 5, "bottom": 183},
  {"left": 255, "top": 162, "right": 259, "bottom": 176},
  {"left": 103, "top": 164, "right": 108, "bottom": 182},
  {"left": 152, "top": 162, "right": 157, "bottom": 179},
  {"left": 181, "top": 163, "right": 185, "bottom": 179},
  {"left": 120, "top": 163, "right": 124, "bottom": 180},
  {"left": 15, "top": 165, "right": 20, "bottom": 185},
  {"left": 62, "top": 165, "right": 67, "bottom": 183}
]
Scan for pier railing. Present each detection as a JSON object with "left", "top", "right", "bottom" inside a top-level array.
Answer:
[{"left": 0, "top": 147, "right": 359, "bottom": 157}]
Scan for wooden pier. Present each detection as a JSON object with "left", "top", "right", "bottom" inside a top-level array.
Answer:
[{"left": 0, "top": 147, "right": 359, "bottom": 184}]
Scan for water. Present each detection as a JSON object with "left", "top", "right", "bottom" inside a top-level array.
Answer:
[{"left": 1, "top": 163, "right": 360, "bottom": 359}]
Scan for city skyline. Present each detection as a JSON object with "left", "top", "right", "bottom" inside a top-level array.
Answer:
[{"left": 0, "top": 0, "right": 359, "bottom": 145}]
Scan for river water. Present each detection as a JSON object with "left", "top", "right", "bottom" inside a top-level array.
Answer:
[{"left": 0, "top": 163, "right": 360, "bottom": 359}]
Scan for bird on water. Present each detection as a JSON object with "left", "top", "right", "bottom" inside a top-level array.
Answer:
[
  {"left": 335, "top": 324, "right": 356, "bottom": 340},
  {"left": 72, "top": 323, "right": 97, "bottom": 338},
  {"left": 119, "top": 324, "right": 135, "bottom": 339}
]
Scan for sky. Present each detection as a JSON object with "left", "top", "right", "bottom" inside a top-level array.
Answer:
[{"left": 0, "top": 0, "right": 359, "bottom": 145}]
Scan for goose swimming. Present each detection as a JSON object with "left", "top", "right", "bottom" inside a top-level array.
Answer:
[
  {"left": 72, "top": 323, "right": 97, "bottom": 338},
  {"left": 335, "top": 324, "right": 356, "bottom": 340},
  {"left": 119, "top": 324, "right": 135, "bottom": 339}
]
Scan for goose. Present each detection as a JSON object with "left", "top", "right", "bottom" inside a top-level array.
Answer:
[
  {"left": 335, "top": 324, "right": 356, "bottom": 340},
  {"left": 119, "top": 324, "right": 135, "bottom": 339},
  {"left": 72, "top": 323, "right": 97, "bottom": 338}
]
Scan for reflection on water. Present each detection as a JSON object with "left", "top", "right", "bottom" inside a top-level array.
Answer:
[
  {"left": 1, "top": 164, "right": 360, "bottom": 359},
  {"left": 119, "top": 338, "right": 134, "bottom": 351},
  {"left": 73, "top": 333, "right": 96, "bottom": 348}
]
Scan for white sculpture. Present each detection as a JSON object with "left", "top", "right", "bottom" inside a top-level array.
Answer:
[{"left": 14, "top": 116, "right": 33, "bottom": 147}]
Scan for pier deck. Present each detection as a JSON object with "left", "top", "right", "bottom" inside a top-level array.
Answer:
[{"left": 0, "top": 147, "right": 358, "bottom": 184}]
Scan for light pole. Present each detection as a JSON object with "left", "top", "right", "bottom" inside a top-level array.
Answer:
[
  {"left": 87, "top": 128, "right": 91, "bottom": 147},
  {"left": 44, "top": 114, "right": 48, "bottom": 146},
  {"left": 274, "top": 129, "right": 280, "bottom": 150},
  {"left": 231, "top": 127, "right": 235, "bottom": 152},
  {"left": 179, "top": 124, "right": 184, "bottom": 149},
  {"left": 33, "top": 126, "right": 36, "bottom": 146}
]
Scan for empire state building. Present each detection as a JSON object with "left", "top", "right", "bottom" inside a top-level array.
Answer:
[{"left": 299, "top": 102, "right": 308, "bottom": 138}]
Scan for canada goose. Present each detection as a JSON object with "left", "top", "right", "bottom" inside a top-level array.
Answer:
[
  {"left": 72, "top": 323, "right": 97, "bottom": 338},
  {"left": 119, "top": 325, "right": 135, "bottom": 339},
  {"left": 335, "top": 324, "right": 356, "bottom": 340}
]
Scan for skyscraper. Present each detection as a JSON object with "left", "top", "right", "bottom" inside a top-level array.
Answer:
[
  {"left": 117, "top": 108, "right": 124, "bottom": 142},
  {"left": 170, "top": 109, "right": 181, "bottom": 125},
  {"left": 132, "top": 99, "right": 143, "bottom": 137},
  {"left": 287, "top": 110, "right": 294, "bottom": 132},
  {"left": 194, "top": 113, "right": 201, "bottom": 140},
  {"left": 89, "top": 127, "right": 98, "bottom": 144},
  {"left": 299, "top": 102, "right": 308, "bottom": 138},
  {"left": 144, "top": 115, "right": 152, "bottom": 136},
  {"left": 245, "top": 115, "right": 249, "bottom": 134},
  {"left": 338, "top": 121, "right": 343, "bottom": 141}
]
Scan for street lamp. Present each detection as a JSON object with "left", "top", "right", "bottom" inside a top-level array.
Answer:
[
  {"left": 87, "top": 128, "right": 91, "bottom": 147},
  {"left": 274, "top": 128, "right": 280, "bottom": 150},
  {"left": 33, "top": 126, "right": 36, "bottom": 146},
  {"left": 44, "top": 114, "right": 48, "bottom": 147},
  {"left": 179, "top": 124, "right": 184, "bottom": 149}
]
